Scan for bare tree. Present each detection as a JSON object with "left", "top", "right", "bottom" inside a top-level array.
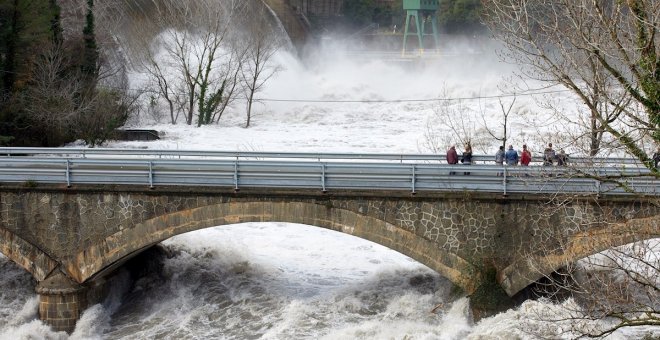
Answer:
[
  {"left": 424, "top": 88, "right": 497, "bottom": 155},
  {"left": 117, "top": 0, "right": 247, "bottom": 126},
  {"left": 21, "top": 45, "right": 83, "bottom": 143},
  {"left": 434, "top": 97, "right": 478, "bottom": 149},
  {"left": 212, "top": 47, "right": 245, "bottom": 124},
  {"left": 22, "top": 44, "right": 138, "bottom": 146},
  {"left": 240, "top": 1, "right": 284, "bottom": 128},
  {"left": 483, "top": 0, "right": 660, "bottom": 172},
  {"left": 482, "top": 97, "right": 518, "bottom": 149}
]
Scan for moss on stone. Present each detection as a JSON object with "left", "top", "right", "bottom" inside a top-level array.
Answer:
[{"left": 469, "top": 267, "right": 515, "bottom": 320}]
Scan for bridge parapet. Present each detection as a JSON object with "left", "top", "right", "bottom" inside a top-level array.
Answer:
[{"left": 0, "top": 148, "right": 657, "bottom": 197}]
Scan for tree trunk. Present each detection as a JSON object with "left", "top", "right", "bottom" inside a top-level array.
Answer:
[{"left": 246, "top": 89, "right": 254, "bottom": 128}]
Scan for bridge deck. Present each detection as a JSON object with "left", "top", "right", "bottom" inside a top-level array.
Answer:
[{"left": 0, "top": 148, "right": 657, "bottom": 196}]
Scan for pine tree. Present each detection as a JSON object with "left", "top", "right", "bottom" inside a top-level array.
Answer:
[
  {"left": 81, "top": 0, "right": 98, "bottom": 84},
  {"left": 0, "top": 0, "right": 62, "bottom": 145}
]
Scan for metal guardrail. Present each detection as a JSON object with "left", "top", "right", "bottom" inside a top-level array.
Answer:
[
  {"left": 0, "top": 148, "right": 657, "bottom": 196},
  {"left": 0, "top": 147, "right": 646, "bottom": 165}
]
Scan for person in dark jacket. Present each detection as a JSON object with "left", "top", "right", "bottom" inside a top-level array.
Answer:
[
  {"left": 461, "top": 143, "right": 472, "bottom": 175},
  {"left": 557, "top": 149, "right": 568, "bottom": 166},
  {"left": 505, "top": 145, "right": 519, "bottom": 166},
  {"left": 653, "top": 146, "right": 660, "bottom": 169}
]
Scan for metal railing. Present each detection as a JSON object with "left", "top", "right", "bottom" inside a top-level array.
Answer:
[
  {"left": 0, "top": 148, "right": 657, "bottom": 196},
  {"left": 0, "top": 147, "right": 645, "bottom": 165}
]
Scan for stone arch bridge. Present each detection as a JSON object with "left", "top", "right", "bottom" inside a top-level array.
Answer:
[{"left": 0, "top": 185, "right": 657, "bottom": 332}]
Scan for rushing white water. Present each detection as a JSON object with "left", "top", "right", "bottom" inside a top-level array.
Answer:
[
  {"left": 0, "top": 224, "right": 476, "bottom": 339},
  {"left": 2, "top": 224, "right": 656, "bottom": 339}
]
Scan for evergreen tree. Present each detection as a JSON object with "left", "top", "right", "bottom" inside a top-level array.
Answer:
[
  {"left": 0, "top": 0, "right": 61, "bottom": 145},
  {"left": 438, "top": 0, "right": 484, "bottom": 33},
  {"left": 81, "top": 0, "right": 98, "bottom": 83},
  {"left": 49, "top": 0, "right": 62, "bottom": 44},
  {"left": 343, "top": 0, "right": 375, "bottom": 27}
]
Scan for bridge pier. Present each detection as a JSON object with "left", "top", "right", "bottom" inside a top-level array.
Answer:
[{"left": 35, "top": 271, "right": 88, "bottom": 334}]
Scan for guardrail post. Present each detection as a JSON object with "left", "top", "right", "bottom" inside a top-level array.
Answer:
[
  {"left": 502, "top": 166, "right": 508, "bottom": 196},
  {"left": 148, "top": 162, "right": 154, "bottom": 189},
  {"left": 65, "top": 160, "right": 71, "bottom": 187},
  {"left": 411, "top": 165, "right": 416, "bottom": 194},
  {"left": 234, "top": 161, "right": 239, "bottom": 191},
  {"left": 321, "top": 163, "right": 327, "bottom": 192}
]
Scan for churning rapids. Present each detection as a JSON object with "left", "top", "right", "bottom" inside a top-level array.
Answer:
[{"left": 1, "top": 224, "right": 481, "bottom": 339}]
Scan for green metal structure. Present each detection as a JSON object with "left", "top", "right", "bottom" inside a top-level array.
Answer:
[{"left": 402, "top": 0, "right": 440, "bottom": 54}]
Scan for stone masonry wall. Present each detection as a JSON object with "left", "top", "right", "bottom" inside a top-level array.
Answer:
[{"left": 0, "top": 187, "right": 657, "bottom": 289}]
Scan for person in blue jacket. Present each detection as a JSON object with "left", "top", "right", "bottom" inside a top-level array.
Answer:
[{"left": 505, "top": 145, "right": 519, "bottom": 166}]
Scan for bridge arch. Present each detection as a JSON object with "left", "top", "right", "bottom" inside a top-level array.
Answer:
[
  {"left": 62, "top": 201, "right": 480, "bottom": 293},
  {"left": 499, "top": 215, "right": 660, "bottom": 296},
  {"left": 0, "top": 228, "right": 58, "bottom": 281}
]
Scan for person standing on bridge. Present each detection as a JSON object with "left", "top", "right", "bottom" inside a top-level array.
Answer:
[
  {"left": 557, "top": 149, "right": 568, "bottom": 166},
  {"left": 495, "top": 145, "right": 505, "bottom": 176},
  {"left": 521, "top": 144, "right": 532, "bottom": 166},
  {"left": 543, "top": 143, "right": 556, "bottom": 166},
  {"left": 447, "top": 145, "right": 458, "bottom": 175},
  {"left": 461, "top": 143, "right": 473, "bottom": 175},
  {"left": 495, "top": 146, "right": 505, "bottom": 165},
  {"left": 653, "top": 146, "right": 660, "bottom": 169},
  {"left": 505, "top": 145, "right": 519, "bottom": 166}
]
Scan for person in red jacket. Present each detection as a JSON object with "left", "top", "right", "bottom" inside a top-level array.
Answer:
[
  {"left": 446, "top": 145, "right": 458, "bottom": 164},
  {"left": 446, "top": 145, "right": 458, "bottom": 175},
  {"left": 521, "top": 144, "right": 532, "bottom": 166}
]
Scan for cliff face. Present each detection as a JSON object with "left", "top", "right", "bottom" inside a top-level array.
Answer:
[
  {"left": 262, "top": 0, "right": 310, "bottom": 50},
  {"left": 67, "top": 0, "right": 306, "bottom": 56}
]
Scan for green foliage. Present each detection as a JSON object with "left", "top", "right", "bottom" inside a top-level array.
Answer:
[
  {"left": 628, "top": 2, "right": 659, "bottom": 144},
  {"left": 343, "top": 0, "right": 375, "bottom": 27},
  {"left": 341, "top": 0, "right": 484, "bottom": 32},
  {"left": 73, "top": 89, "right": 134, "bottom": 147},
  {"left": 197, "top": 79, "right": 226, "bottom": 126},
  {"left": 0, "top": 135, "right": 14, "bottom": 146},
  {"left": 0, "top": 0, "right": 58, "bottom": 94},
  {"left": 81, "top": 0, "right": 98, "bottom": 82},
  {"left": 469, "top": 266, "right": 514, "bottom": 318},
  {"left": 438, "top": 0, "right": 484, "bottom": 33},
  {"left": 0, "top": 0, "right": 134, "bottom": 147},
  {"left": 0, "top": 0, "right": 61, "bottom": 146},
  {"left": 48, "top": 0, "right": 62, "bottom": 44},
  {"left": 23, "top": 180, "right": 37, "bottom": 188},
  {"left": 342, "top": 0, "right": 395, "bottom": 28}
]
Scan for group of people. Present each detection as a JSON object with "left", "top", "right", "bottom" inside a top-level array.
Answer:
[
  {"left": 446, "top": 144, "right": 472, "bottom": 175},
  {"left": 446, "top": 142, "right": 568, "bottom": 167},
  {"left": 446, "top": 143, "right": 660, "bottom": 171},
  {"left": 494, "top": 144, "right": 535, "bottom": 166},
  {"left": 495, "top": 143, "right": 568, "bottom": 166}
]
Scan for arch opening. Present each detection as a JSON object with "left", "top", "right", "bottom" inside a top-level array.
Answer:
[
  {"left": 86, "top": 222, "right": 475, "bottom": 338},
  {"left": 66, "top": 201, "right": 479, "bottom": 293},
  {"left": 500, "top": 215, "right": 660, "bottom": 296}
]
